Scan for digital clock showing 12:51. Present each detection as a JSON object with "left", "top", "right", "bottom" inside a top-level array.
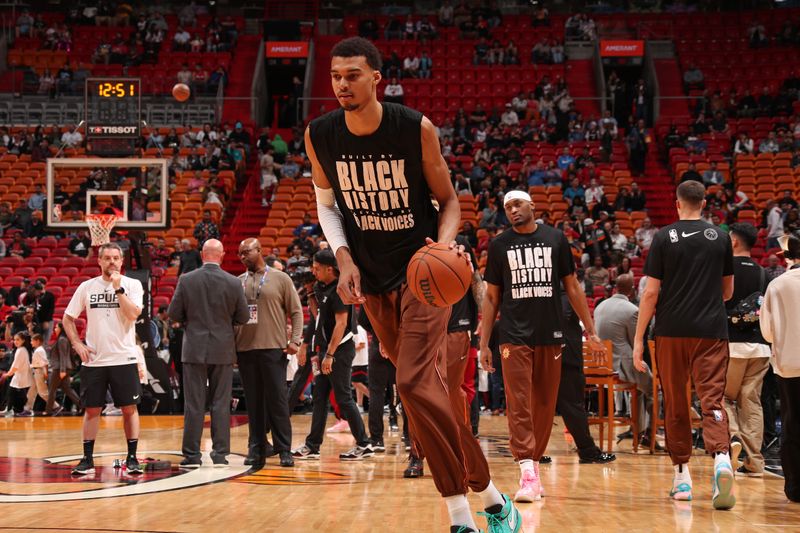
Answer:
[{"left": 96, "top": 81, "right": 137, "bottom": 98}]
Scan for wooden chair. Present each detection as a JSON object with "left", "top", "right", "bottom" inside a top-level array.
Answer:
[{"left": 584, "top": 340, "right": 640, "bottom": 453}]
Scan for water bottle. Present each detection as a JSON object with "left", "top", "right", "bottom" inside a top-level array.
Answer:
[{"left": 311, "top": 356, "right": 321, "bottom": 377}]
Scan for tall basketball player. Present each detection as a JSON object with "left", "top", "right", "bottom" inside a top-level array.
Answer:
[{"left": 307, "top": 37, "right": 520, "bottom": 533}]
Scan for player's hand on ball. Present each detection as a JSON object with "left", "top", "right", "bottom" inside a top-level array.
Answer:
[
  {"left": 479, "top": 345, "right": 494, "bottom": 373},
  {"left": 110, "top": 271, "right": 122, "bottom": 290},
  {"left": 426, "top": 237, "right": 473, "bottom": 273}
]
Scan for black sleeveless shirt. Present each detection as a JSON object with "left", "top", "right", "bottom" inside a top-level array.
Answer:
[{"left": 309, "top": 103, "right": 438, "bottom": 294}]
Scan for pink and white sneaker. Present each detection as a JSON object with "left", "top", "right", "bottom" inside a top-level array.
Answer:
[
  {"left": 326, "top": 419, "right": 350, "bottom": 433},
  {"left": 514, "top": 469, "right": 542, "bottom": 503}
]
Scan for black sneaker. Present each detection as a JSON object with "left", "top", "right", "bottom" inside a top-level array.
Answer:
[
  {"left": 180, "top": 457, "right": 202, "bottom": 468},
  {"left": 244, "top": 452, "right": 265, "bottom": 467},
  {"left": 539, "top": 455, "right": 553, "bottom": 464},
  {"left": 212, "top": 456, "right": 228, "bottom": 467},
  {"left": 579, "top": 452, "right": 616, "bottom": 464},
  {"left": 125, "top": 456, "right": 143, "bottom": 474},
  {"left": 736, "top": 465, "right": 763, "bottom": 477},
  {"left": 339, "top": 444, "right": 374, "bottom": 461},
  {"left": 403, "top": 454, "right": 424, "bottom": 478},
  {"left": 291, "top": 445, "right": 321, "bottom": 460},
  {"left": 279, "top": 451, "right": 295, "bottom": 467},
  {"left": 71, "top": 456, "right": 95, "bottom": 475},
  {"left": 372, "top": 440, "right": 386, "bottom": 453}
]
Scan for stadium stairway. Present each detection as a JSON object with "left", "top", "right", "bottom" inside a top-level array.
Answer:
[
  {"left": 220, "top": 162, "right": 263, "bottom": 273},
  {"left": 638, "top": 150, "right": 676, "bottom": 227},
  {"left": 222, "top": 34, "right": 263, "bottom": 126}
]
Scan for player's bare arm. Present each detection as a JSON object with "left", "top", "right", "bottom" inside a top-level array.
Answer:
[
  {"left": 563, "top": 273, "right": 605, "bottom": 357},
  {"left": 420, "top": 116, "right": 461, "bottom": 245},
  {"left": 322, "top": 310, "right": 348, "bottom": 375},
  {"left": 633, "top": 276, "right": 661, "bottom": 372},
  {"left": 63, "top": 313, "right": 94, "bottom": 362},
  {"left": 307, "top": 126, "right": 365, "bottom": 305},
  {"left": 722, "top": 275, "right": 734, "bottom": 301},
  {"left": 479, "top": 282, "right": 502, "bottom": 373},
  {"left": 110, "top": 273, "right": 142, "bottom": 321}
]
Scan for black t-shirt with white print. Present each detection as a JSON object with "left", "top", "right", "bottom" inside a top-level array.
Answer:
[
  {"left": 644, "top": 219, "right": 734, "bottom": 339},
  {"left": 484, "top": 224, "right": 575, "bottom": 346},
  {"left": 726, "top": 256, "right": 768, "bottom": 344}
]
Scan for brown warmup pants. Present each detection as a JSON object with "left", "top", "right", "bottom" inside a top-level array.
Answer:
[
  {"left": 655, "top": 336, "right": 731, "bottom": 465},
  {"left": 364, "top": 285, "right": 468, "bottom": 497},
  {"left": 500, "top": 344, "right": 562, "bottom": 462},
  {"left": 410, "top": 330, "right": 492, "bottom": 492}
]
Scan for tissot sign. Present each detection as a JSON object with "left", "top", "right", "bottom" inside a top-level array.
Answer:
[
  {"left": 600, "top": 40, "right": 644, "bottom": 57},
  {"left": 265, "top": 41, "right": 309, "bottom": 58}
]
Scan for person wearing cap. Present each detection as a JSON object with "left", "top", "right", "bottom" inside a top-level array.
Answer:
[
  {"left": 481, "top": 189, "right": 606, "bottom": 502},
  {"left": 760, "top": 230, "right": 800, "bottom": 503},
  {"left": 292, "top": 249, "right": 373, "bottom": 462}
]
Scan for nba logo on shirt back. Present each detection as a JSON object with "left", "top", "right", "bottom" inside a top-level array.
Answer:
[{"left": 669, "top": 229, "right": 678, "bottom": 243}]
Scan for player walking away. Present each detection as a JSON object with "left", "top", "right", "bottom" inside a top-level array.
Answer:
[
  {"left": 63, "top": 243, "right": 145, "bottom": 476},
  {"left": 480, "top": 190, "right": 607, "bottom": 502},
  {"left": 723, "top": 223, "right": 771, "bottom": 477},
  {"left": 633, "top": 180, "right": 736, "bottom": 509},
  {"left": 307, "top": 36, "right": 520, "bottom": 533}
]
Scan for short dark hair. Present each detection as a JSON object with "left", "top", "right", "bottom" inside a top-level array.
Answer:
[
  {"left": 729, "top": 222, "right": 757, "bottom": 250},
  {"left": 331, "top": 37, "right": 383, "bottom": 71},
  {"left": 784, "top": 230, "right": 800, "bottom": 260},
  {"left": 676, "top": 181, "right": 705, "bottom": 209}
]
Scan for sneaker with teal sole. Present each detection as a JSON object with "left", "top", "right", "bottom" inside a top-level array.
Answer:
[
  {"left": 477, "top": 494, "right": 522, "bottom": 533},
  {"left": 712, "top": 461, "right": 736, "bottom": 510},
  {"left": 669, "top": 481, "right": 693, "bottom": 501}
]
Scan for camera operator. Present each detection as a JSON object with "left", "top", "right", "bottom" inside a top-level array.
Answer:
[{"left": 5, "top": 306, "right": 40, "bottom": 342}]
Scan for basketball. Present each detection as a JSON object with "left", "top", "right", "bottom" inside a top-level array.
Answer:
[
  {"left": 172, "top": 83, "right": 190, "bottom": 102},
  {"left": 407, "top": 242, "right": 471, "bottom": 307}
]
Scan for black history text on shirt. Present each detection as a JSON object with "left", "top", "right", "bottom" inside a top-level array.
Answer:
[
  {"left": 506, "top": 243, "right": 555, "bottom": 299},
  {"left": 335, "top": 153, "right": 414, "bottom": 232}
]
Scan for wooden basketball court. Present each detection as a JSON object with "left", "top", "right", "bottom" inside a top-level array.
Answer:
[{"left": 0, "top": 414, "right": 796, "bottom": 532}]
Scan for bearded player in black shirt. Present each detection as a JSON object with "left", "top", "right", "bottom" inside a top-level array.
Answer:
[
  {"left": 481, "top": 190, "right": 606, "bottom": 502},
  {"left": 634, "top": 180, "right": 736, "bottom": 509}
]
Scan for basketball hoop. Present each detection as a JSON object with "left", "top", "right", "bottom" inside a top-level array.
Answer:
[{"left": 86, "top": 214, "right": 119, "bottom": 246}]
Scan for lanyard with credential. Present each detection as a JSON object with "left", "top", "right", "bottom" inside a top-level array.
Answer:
[{"left": 242, "top": 268, "right": 269, "bottom": 301}]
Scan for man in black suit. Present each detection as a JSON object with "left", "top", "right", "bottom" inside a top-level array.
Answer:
[{"left": 168, "top": 239, "right": 250, "bottom": 467}]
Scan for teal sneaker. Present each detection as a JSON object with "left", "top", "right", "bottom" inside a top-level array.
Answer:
[
  {"left": 712, "top": 460, "right": 736, "bottom": 510},
  {"left": 669, "top": 481, "right": 693, "bottom": 501},
  {"left": 450, "top": 527, "right": 483, "bottom": 533},
  {"left": 477, "top": 494, "right": 522, "bottom": 533}
]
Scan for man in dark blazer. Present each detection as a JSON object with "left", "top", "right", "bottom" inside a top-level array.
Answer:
[{"left": 168, "top": 239, "right": 250, "bottom": 467}]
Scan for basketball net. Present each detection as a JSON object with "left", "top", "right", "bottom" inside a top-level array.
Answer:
[{"left": 86, "top": 214, "right": 118, "bottom": 246}]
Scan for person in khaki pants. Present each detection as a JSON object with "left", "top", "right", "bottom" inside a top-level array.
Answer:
[{"left": 723, "top": 223, "right": 771, "bottom": 476}]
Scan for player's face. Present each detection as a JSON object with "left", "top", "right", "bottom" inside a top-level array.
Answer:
[
  {"left": 504, "top": 199, "right": 535, "bottom": 227},
  {"left": 98, "top": 249, "right": 122, "bottom": 276},
  {"left": 330, "top": 56, "right": 380, "bottom": 112}
]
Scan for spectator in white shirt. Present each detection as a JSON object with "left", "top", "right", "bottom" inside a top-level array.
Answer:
[
  {"left": 383, "top": 78, "right": 404, "bottom": 104},
  {"left": 27, "top": 185, "right": 45, "bottom": 211},
  {"left": 176, "top": 64, "right": 193, "bottom": 85},
  {"left": 402, "top": 54, "right": 420, "bottom": 78},
  {"left": 500, "top": 104, "right": 519, "bottom": 126},
  {"left": 173, "top": 27, "right": 191, "bottom": 51},
  {"left": 766, "top": 200, "right": 784, "bottom": 249},
  {"left": 734, "top": 132, "right": 754, "bottom": 155},
  {"left": 584, "top": 178, "right": 604, "bottom": 204},
  {"left": 60, "top": 125, "right": 82, "bottom": 148},
  {"left": 635, "top": 218, "right": 657, "bottom": 250},
  {"left": 610, "top": 223, "right": 628, "bottom": 252},
  {"left": 759, "top": 132, "right": 780, "bottom": 154}
]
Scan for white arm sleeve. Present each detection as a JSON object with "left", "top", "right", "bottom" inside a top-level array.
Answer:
[{"left": 315, "top": 184, "right": 349, "bottom": 255}]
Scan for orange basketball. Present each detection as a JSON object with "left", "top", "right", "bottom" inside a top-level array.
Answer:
[
  {"left": 172, "top": 83, "right": 191, "bottom": 102},
  {"left": 407, "top": 242, "right": 472, "bottom": 307}
]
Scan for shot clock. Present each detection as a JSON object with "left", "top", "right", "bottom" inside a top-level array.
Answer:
[{"left": 85, "top": 77, "right": 142, "bottom": 139}]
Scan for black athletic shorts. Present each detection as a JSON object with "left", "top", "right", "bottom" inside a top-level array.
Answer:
[
  {"left": 351, "top": 365, "right": 368, "bottom": 385},
  {"left": 80, "top": 364, "right": 142, "bottom": 408}
]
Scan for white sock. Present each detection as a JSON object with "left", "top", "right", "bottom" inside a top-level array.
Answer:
[
  {"left": 445, "top": 495, "right": 476, "bottom": 530},
  {"left": 476, "top": 480, "right": 505, "bottom": 510},
  {"left": 519, "top": 459, "right": 535, "bottom": 476},
  {"left": 714, "top": 452, "right": 731, "bottom": 469},
  {"left": 674, "top": 463, "right": 692, "bottom": 484}
]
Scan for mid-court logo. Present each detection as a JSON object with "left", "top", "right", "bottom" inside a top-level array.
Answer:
[
  {"left": 335, "top": 154, "right": 415, "bottom": 232},
  {"left": 0, "top": 451, "right": 247, "bottom": 502}
]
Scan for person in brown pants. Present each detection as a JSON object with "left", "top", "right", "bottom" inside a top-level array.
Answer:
[
  {"left": 634, "top": 180, "right": 736, "bottom": 510},
  {"left": 480, "top": 190, "right": 606, "bottom": 503},
  {"left": 308, "top": 36, "right": 520, "bottom": 532},
  {"left": 403, "top": 236, "right": 490, "bottom": 492}
]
